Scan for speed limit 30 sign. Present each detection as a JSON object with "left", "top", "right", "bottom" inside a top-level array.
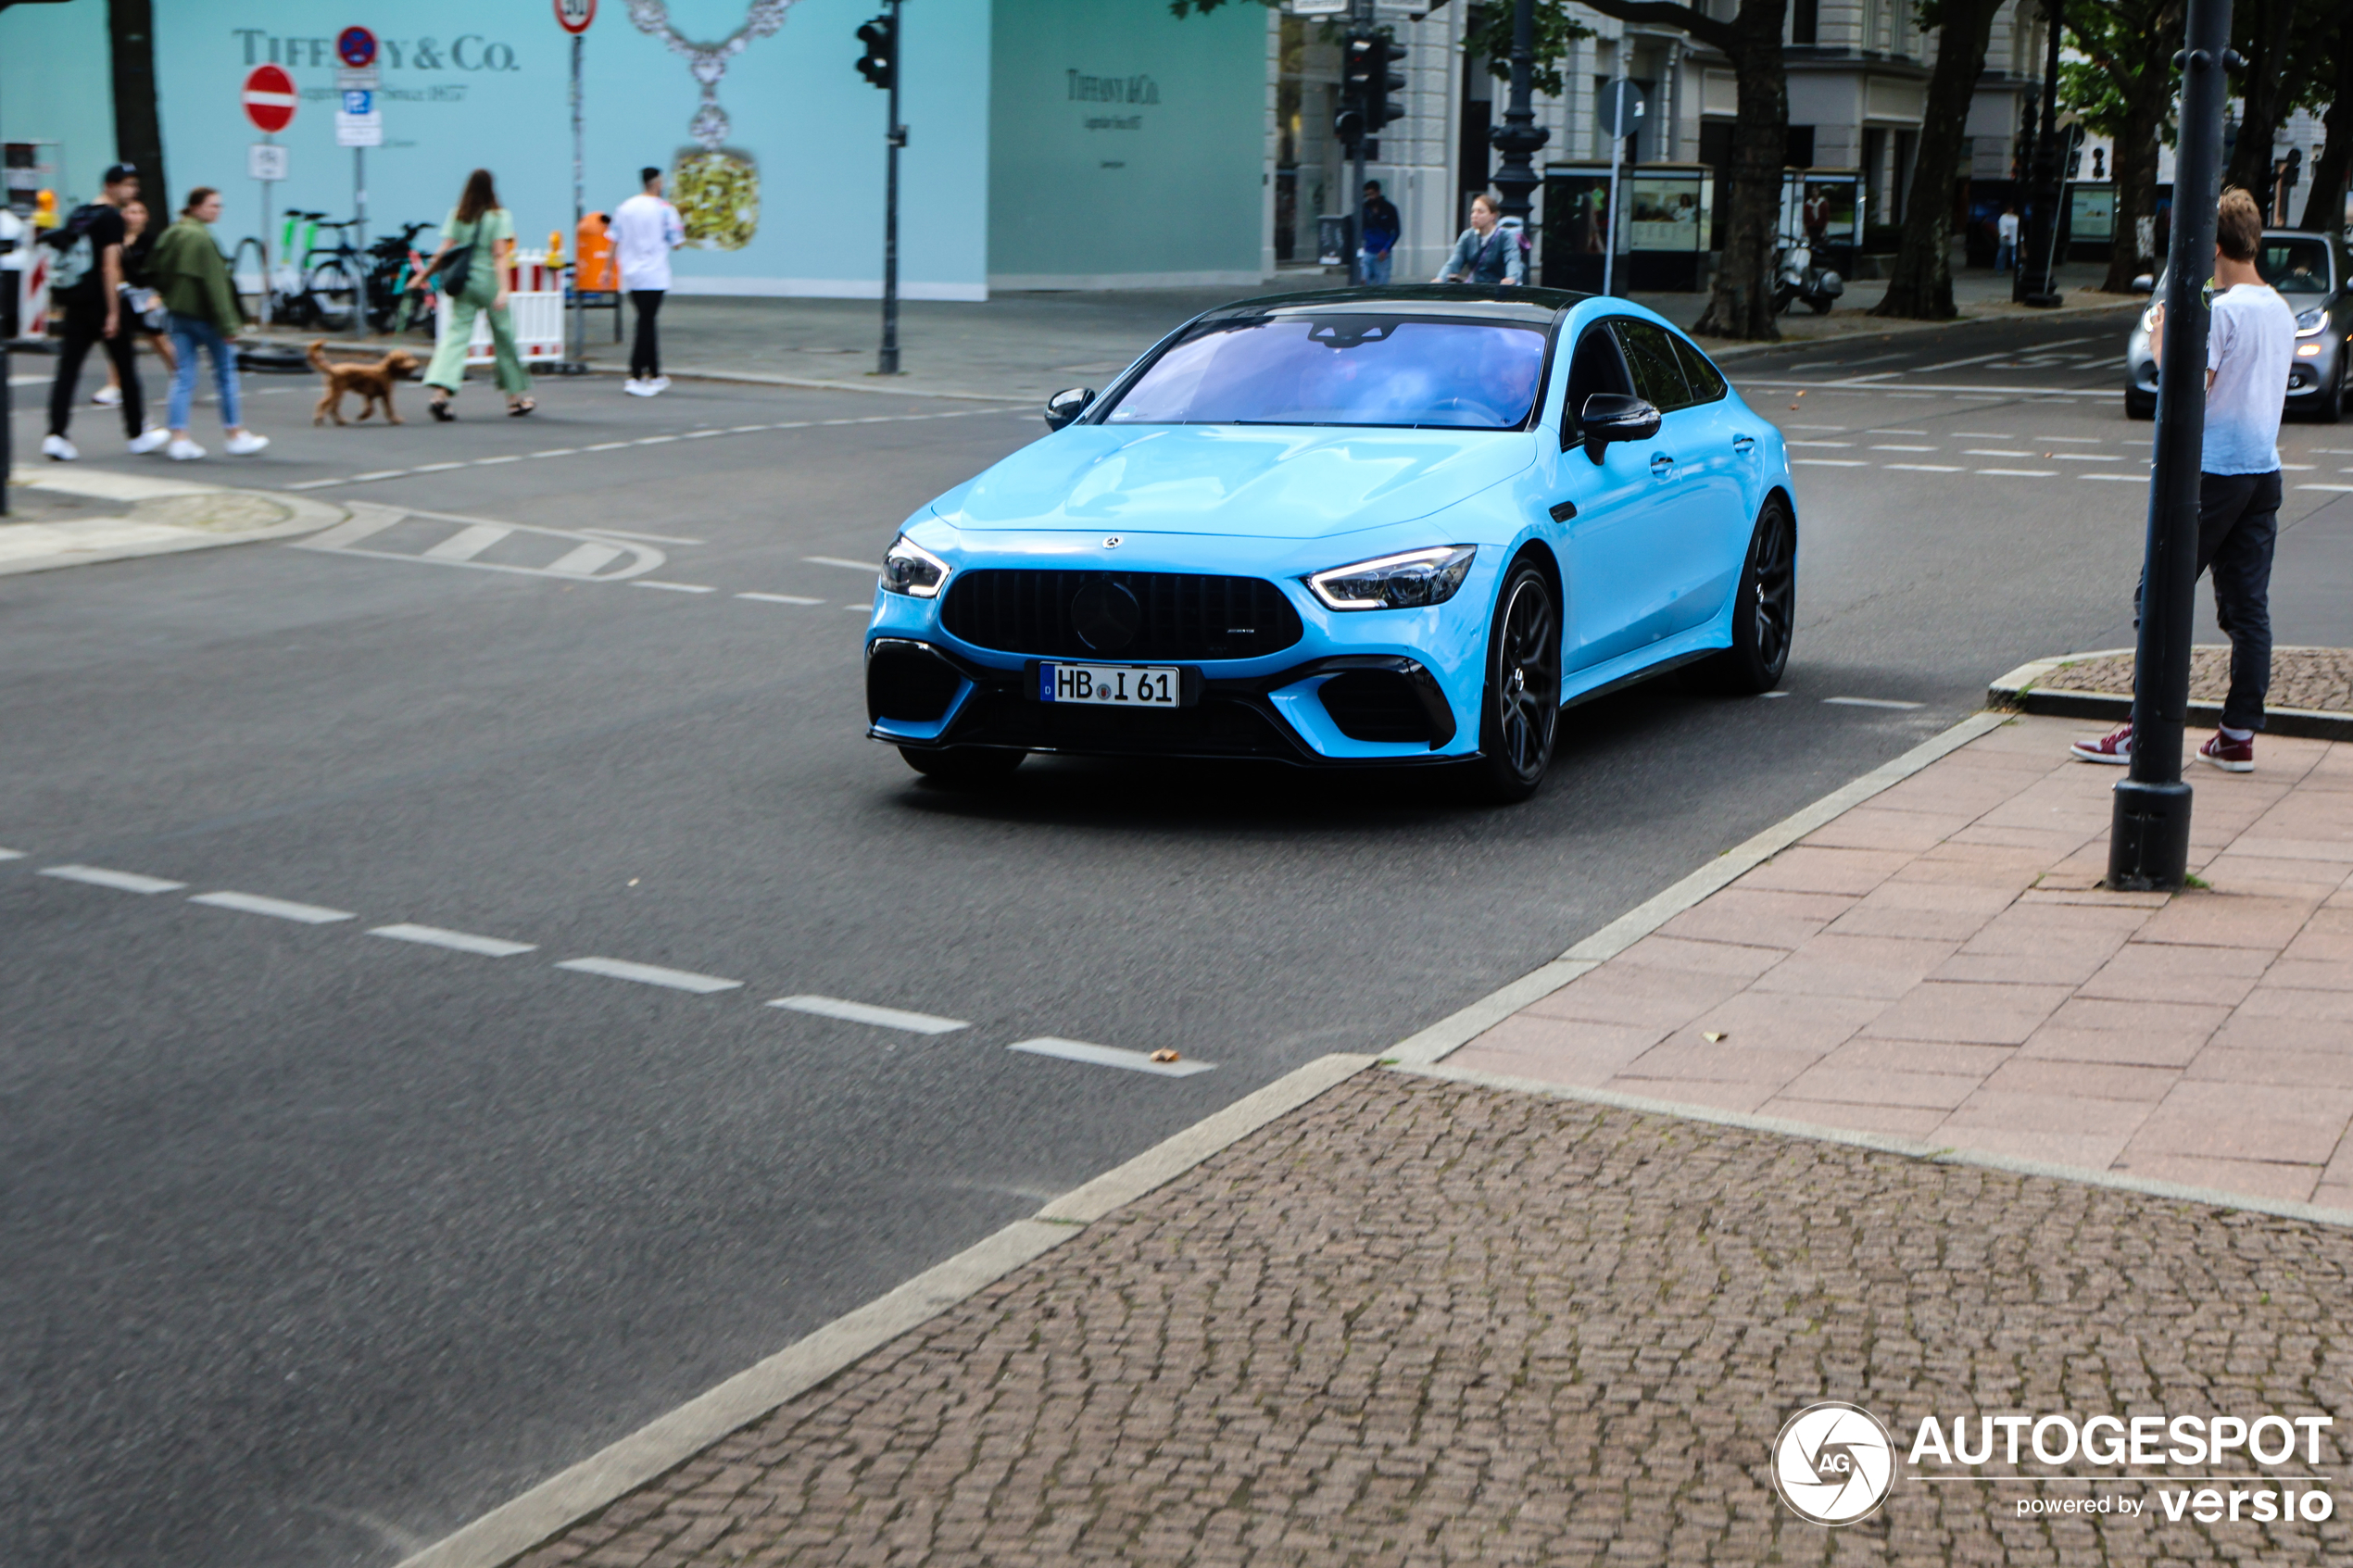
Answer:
[{"left": 555, "top": 0, "right": 597, "bottom": 32}]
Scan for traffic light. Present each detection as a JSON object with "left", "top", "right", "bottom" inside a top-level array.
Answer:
[
  {"left": 1368, "top": 37, "right": 1408, "bottom": 132},
  {"left": 855, "top": 14, "right": 894, "bottom": 90},
  {"left": 1333, "top": 106, "right": 1366, "bottom": 151}
]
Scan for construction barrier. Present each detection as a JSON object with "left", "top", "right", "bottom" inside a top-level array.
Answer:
[
  {"left": 2, "top": 213, "right": 50, "bottom": 341},
  {"left": 434, "top": 247, "right": 566, "bottom": 365}
]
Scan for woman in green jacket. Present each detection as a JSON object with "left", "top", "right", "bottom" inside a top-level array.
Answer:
[
  {"left": 416, "top": 168, "right": 535, "bottom": 419},
  {"left": 145, "top": 185, "right": 269, "bottom": 459}
]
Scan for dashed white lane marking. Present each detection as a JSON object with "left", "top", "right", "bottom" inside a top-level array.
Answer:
[
  {"left": 40, "top": 864, "right": 187, "bottom": 894},
  {"left": 583, "top": 527, "right": 705, "bottom": 546},
  {"left": 556, "top": 956, "right": 744, "bottom": 993},
  {"left": 189, "top": 890, "right": 356, "bottom": 924},
  {"left": 350, "top": 470, "right": 407, "bottom": 483},
  {"left": 768, "top": 995, "right": 969, "bottom": 1034},
  {"left": 2300, "top": 483, "right": 2353, "bottom": 494},
  {"left": 1869, "top": 444, "right": 1938, "bottom": 452},
  {"left": 1865, "top": 429, "right": 1928, "bottom": 435},
  {"left": 422, "top": 524, "right": 512, "bottom": 562},
  {"left": 1793, "top": 458, "right": 1867, "bottom": 468},
  {"left": 1884, "top": 463, "right": 1963, "bottom": 472},
  {"left": 0, "top": 847, "right": 22, "bottom": 861},
  {"left": 1824, "top": 696, "right": 1926, "bottom": 709},
  {"left": 1977, "top": 468, "right": 2057, "bottom": 478},
  {"left": 2043, "top": 434, "right": 2105, "bottom": 444},
  {"left": 1964, "top": 448, "right": 2032, "bottom": 457},
  {"left": 2047, "top": 453, "right": 2122, "bottom": 462},
  {"left": 630, "top": 580, "right": 718, "bottom": 593},
  {"left": 843, "top": 603, "right": 872, "bottom": 611},
  {"left": 475, "top": 455, "right": 522, "bottom": 466},
  {"left": 547, "top": 543, "right": 626, "bottom": 576},
  {"left": 1786, "top": 439, "right": 1853, "bottom": 447},
  {"left": 1008, "top": 1036, "right": 1215, "bottom": 1077},
  {"left": 1952, "top": 431, "right": 2016, "bottom": 438},
  {"left": 411, "top": 462, "right": 466, "bottom": 474},
  {"left": 806, "top": 556, "right": 878, "bottom": 571},
  {"left": 737, "top": 591, "right": 824, "bottom": 605},
  {"left": 370, "top": 922, "right": 537, "bottom": 957},
  {"left": 2082, "top": 473, "right": 2148, "bottom": 483},
  {"left": 531, "top": 447, "right": 580, "bottom": 458},
  {"left": 1781, "top": 422, "right": 1850, "bottom": 431}
]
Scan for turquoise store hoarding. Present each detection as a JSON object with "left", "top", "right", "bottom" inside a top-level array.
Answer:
[{"left": 4, "top": 0, "right": 992, "bottom": 298}]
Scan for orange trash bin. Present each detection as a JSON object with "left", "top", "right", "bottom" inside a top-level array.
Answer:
[{"left": 574, "top": 212, "right": 616, "bottom": 292}]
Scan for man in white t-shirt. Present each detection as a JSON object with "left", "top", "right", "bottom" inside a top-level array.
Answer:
[
  {"left": 2072, "top": 188, "right": 2295, "bottom": 771},
  {"left": 1994, "top": 205, "right": 2020, "bottom": 271},
  {"left": 612, "top": 167, "right": 686, "bottom": 395}
]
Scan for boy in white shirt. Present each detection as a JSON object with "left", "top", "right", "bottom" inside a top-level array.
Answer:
[
  {"left": 612, "top": 167, "right": 686, "bottom": 395},
  {"left": 2072, "top": 188, "right": 2295, "bottom": 771}
]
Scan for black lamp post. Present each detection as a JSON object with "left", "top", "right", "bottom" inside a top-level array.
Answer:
[
  {"left": 1488, "top": 0, "right": 1550, "bottom": 249},
  {"left": 2108, "top": 0, "right": 2234, "bottom": 891},
  {"left": 2015, "top": 0, "right": 2065, "bottom": 306}
]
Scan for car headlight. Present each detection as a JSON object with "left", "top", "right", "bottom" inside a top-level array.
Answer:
[
  {"left": 1304, "top": 546, "right": 1476, "bottom": 611},
  {"left": 2296, "top": 307, "right": 2328, "bottom": 337},
  {"left": 878, "top": 534, "right": 950, "bottom": 597}
]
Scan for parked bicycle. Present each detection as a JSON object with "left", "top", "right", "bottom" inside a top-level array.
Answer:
[{"left": 364, "top": 221, "right": 437, "bottom": 334}]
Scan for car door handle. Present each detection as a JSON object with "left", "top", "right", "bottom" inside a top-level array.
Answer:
[
  {"left": 1732, "top": 434, "right": 1757, "bottom": 455},
  {"left": 1649, "top": 451, "right": 1676, "bottom": 477}
]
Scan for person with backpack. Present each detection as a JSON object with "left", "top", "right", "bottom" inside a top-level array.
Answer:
[
  {"left": 145, "top": 186, "right": 269, "bottom": 460},
  {"left": 44, "top": 163, "right": 169, "bottom": 460},
  {"left": 412, "top": 168, "right": 535, "bottom": 420}
]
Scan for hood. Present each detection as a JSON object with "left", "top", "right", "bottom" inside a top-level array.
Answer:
[{"left": 937, "top": 423, "right": 1535, "bottom": 540}]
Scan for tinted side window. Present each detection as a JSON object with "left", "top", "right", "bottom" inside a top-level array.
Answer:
[
  {"left": 1612, "top": 320, "right": 1692, "bottom": 411},
  {"left": 1670, "top": 333, "right": 1728, "bottom": 403},
  {"left": 1562, "top": 325, "right": 1633, "bottom": 437}
]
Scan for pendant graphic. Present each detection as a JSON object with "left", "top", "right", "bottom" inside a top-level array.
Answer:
[{"left": 625, "top": 0, "right": 797, "bottom": 247}]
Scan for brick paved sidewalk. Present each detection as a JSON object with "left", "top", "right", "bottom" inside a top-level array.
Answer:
[
  {"left": 513, "top": 1073, "right": 2349, "bottom": 1567},
  {"left": 1451, "top": 713, "right": 2353, "bottom": 1209},
  {"left": 2030, "top": 646, "right": 2353, "bottom": 719}
]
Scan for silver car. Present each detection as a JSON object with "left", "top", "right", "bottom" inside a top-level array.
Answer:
[{"left": 2124, "top": 228, "right": 2351, "bottom": 423}]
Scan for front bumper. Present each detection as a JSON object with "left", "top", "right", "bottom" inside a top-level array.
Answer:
[{"left": 865, "top": 638, "right": 1468, "bottom": 767}]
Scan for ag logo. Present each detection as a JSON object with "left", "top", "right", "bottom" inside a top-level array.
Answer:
[{"left": 1771, "top": 1401, "right": 1896, "bottom": 1525}]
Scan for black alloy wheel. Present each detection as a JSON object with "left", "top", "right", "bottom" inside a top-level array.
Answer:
[
  {"left": 1467, "top": 558, "right": 1561, "bottom": 804},
  {"left": 900, "top": 746, "right": 1025, "bottom": 784},
  {"left": 1705, "top": 498, "right": 1796, "bottom": 694}
]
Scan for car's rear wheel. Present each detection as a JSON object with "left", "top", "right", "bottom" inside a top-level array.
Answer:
[
  {"left": 1703, "top": 498, "right": 1796, "bottom": 694},
  {"left": 900, "top": 746, "right": 1024, "bottom": 784},
  {"left": 1466, "top": 558, "right": 1560, "bottom": 804}
]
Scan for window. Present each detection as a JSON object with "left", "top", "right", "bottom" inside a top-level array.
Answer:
[
  {"left": 2257, "top": 238, "right": 2331, "bottom": 295},
  {"left": 1791, "top": 0, "right": 1818, "bottom": 44},
  {"left": 1610, "top": 320, "right": 1692, "bottom": 411},
  {"left": 1669, "top": 333, "right": 1728, "bottom": 403}
]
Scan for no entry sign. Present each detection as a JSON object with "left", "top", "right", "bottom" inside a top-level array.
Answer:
[{"left": 242, "top": 65, "right": 296, "bottom": 134}]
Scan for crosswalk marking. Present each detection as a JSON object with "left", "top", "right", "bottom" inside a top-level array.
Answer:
[
  {"left": 422, "top": 524, "right": 512, "bottom": 562},
  {"left": 547, "top": 543, "right": 625, "bottom": 575}
]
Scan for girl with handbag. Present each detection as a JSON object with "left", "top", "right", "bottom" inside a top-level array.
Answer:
[
  {"left": 145, "top": 186, "right": 269, "bottom": 460},
  {"left": 415, "top": 169, "right": 535, "bottom": 420}
]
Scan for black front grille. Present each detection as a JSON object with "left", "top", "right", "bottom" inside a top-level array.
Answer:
[
  {"left": 941, "top": 570, "right": 1303, "bottom": 660},
  {"left": 1317, "top": 670, "right": 1438, "bottom": 744}
]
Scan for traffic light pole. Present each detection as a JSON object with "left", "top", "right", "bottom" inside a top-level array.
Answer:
[
  {"left": 878, "top": 0, "right": 903, "bottom": 377},
  {"left": 2108, "top": 0, "right": 2233, "bottom": 891},
  {"left": 1347, "top": 0, "right": 1371, "bottom": 284}
]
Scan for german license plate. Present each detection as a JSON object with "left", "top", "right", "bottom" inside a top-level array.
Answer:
[{"left": 1038, "top": 662, "right": 1181, "bottom": 707}]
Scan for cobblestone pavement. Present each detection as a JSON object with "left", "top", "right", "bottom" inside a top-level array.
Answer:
[
  {"left": 2039, "top": 647, "right": 2353, "bottom": 718},
  {"left": 513, "top": 1072, "right": 2349, "bottom": 1568}
]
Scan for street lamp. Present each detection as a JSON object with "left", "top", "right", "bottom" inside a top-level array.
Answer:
[
  {"left": 2107, "top": 0, "right": 2234, "bottom": 891},
  {"left": 1488, "top": 0, "right": 1551, "bottom": 245},
  {"left": 2015, "top": 0, "right": 2064, "bottom": 307}
]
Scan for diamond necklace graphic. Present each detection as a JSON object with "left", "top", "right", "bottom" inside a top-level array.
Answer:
[{"left": 625, "top": 0, "right": 798, "bottom": 148}]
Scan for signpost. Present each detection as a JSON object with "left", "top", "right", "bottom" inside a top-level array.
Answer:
[
  {"left": 336, "top": 27, "right": 381, "bottom": 256},
  {"left": 243, "top": 63, "right": 297, "bottom": 327},
  {"left": 1597, "top": 79, "right": 1645, "bottom": 297},
  {"left": 556, "top": 0, "right": 596, "bottom": 370}
]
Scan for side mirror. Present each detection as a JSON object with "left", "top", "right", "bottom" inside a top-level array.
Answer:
[
  {"left": 1044, "top": 386, "right": 1097, "bottom": 431},
  {"left": 2131, "top": 273, "right": 2156, "bottom": 295},
  {"left": 1579, "top": 393, "right": 1661, "bottom": 463}
]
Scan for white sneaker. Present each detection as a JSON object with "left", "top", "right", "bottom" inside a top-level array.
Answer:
[
  {"left": 223, "top": 431, "right": 270, "bottom": 456},
  {"left": 92, "top": 385, "right": 122, "bottom": 407},
  {"left": 41, "top": 433, "right": 78, "bottom": 461},
  {"left": 647, "top": 375, "right": 671, "bottom": 395},
  {"left": 167, "top": 437, "right": 207, "bottom": 461},
  {"left": 623, "top": 378, "right": 657, "bottom": 396},
  {"left": 129, "top": 427, "right": 171, "bottom": 456}
]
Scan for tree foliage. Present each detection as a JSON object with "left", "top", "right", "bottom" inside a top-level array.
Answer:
[{"left": 1464, "top": 2, "right": 1595, "bottom": 100}]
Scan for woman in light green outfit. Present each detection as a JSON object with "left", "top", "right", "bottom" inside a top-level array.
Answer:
[{"left": 418, "top": 168, "right": 534, "bottom": 418}]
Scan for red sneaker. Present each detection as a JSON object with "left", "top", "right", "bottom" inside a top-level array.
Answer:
[
  {"left": 2070, "top": 722, "right": 2133, "bottom": 764},
  {"left": 2197, "top": 731, "right": 2255, "bottom": 772}
]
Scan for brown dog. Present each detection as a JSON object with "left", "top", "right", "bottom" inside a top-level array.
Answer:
[{"left": 309, "top": 340, "right": 422, "bottom": 426}]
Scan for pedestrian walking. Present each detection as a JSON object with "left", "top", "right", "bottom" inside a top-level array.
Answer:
[
  {"left": 145, "top": 185, "right": 269, "bottom": 460},
  {"left": 416, "top": 169, "right": 535, "bottom": 420},
  {"left": 94, "top": 196, "right": 178, "bottom": 409},
  {"left": 1995, "top": 204, "right": 2020, "bottom": 272},
  {"left": 613, "top": 165, "right": 685, "bottom": 395},
  {"left": 43, "top": 162, "right": 168, "bottom": 460},
  {"left": 1434, "top": 194, "right": 1522, "bottom": 286},
  {"left": 1357, "top": 180, "right": 1401, "bottom": 287},
  {"left": 2071, "top": 188, "right": 2295, "bottom": 772}
]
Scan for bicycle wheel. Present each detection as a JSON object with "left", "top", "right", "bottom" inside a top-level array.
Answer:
[
  {"left": 231, "top": 237, "right": 270, "bottom": 322},
  {"left": 307, "top": 257, "right": 359, "bottom": 333}
]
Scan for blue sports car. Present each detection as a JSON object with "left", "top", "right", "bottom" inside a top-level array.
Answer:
[{"left": 864, "top": 284, "right": 1796, "bottom": 801}]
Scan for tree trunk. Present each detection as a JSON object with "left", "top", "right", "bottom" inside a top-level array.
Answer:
[
  {"left": 2302, "top": 19, "right": 2353, "bottom": 232},
  {"left": 2223, "top": 0, "right": 2299, "bottom": 200},
  {"left": 1693, "top": 0, "right": 1791, "bottom": 340},
  {"left": 107, "top": 0, "right": 166, "bottom": 214},
  {"left": 2101, "top": 22, "right": 2176, "bottom": 293},
  {"left": 1874, "top": 0, "right": 1998, "bottom": 319}
]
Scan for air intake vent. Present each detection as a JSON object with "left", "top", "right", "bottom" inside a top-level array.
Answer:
[{"left": 940, "top": 571, "right": 1302, "bottom": 660}]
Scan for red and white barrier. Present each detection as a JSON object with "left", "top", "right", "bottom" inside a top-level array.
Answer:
[{"left": 434, "top": 247, "right": 566, "bottom": 365}]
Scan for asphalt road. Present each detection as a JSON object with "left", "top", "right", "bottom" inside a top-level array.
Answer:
[{"left": 7, "top": 303, "right": 2352, "bottom": 1568}]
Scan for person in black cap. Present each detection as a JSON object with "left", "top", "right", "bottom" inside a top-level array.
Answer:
[{"left": 44, "top": 163, "right": 168, "bottom": 460}]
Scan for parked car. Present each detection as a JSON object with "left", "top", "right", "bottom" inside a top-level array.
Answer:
[
  {"left": 2125, "top": 228, "right": 2352, "bottom": 421},
  {"left": 861, "top": 285, "right": 1797, "bottom": 803}
]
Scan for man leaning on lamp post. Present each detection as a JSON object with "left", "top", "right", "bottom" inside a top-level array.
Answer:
[{"left": 2070, "top": 187, "right": 2295, "bottom": 773}]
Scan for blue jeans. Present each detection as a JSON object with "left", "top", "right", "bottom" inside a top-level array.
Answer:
[
  {"left": 1358, "top": 248, "right": 1392, "bottom": 285},
  {"left": 167, "top": 313, "right": 241, "bottom": 431},
  {"left": 1994, "top": 242, "right": 2015, "bottom": 272}
]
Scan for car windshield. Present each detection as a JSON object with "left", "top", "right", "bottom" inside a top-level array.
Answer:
[
  {"left": 2257, "top": 238, "right": 2331, "bottom": 295},
  {"left": 1101, "top": 315, "right": 1548, "bottom": 430}
]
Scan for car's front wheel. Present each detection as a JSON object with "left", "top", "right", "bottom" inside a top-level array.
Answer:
[
  {"left": 1704, "top": 497, "right": 1796, "bottom": 694},
  {"left": 2318, "top": 358, "right": 2347, "bottom": 425},
  {"left": 1466, "top": 557, "right": 1560, "bottom": 804},
  {"left": 900, "top": 746, "right": 1025, "bottom": 784}
]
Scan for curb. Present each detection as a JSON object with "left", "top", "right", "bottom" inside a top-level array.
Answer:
[
  {"left": 1, "top": 470, "right": 350, "bottom": 578},
  {"left": 1989, "top": 647, "right": 2353, "bottom": 744}
]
